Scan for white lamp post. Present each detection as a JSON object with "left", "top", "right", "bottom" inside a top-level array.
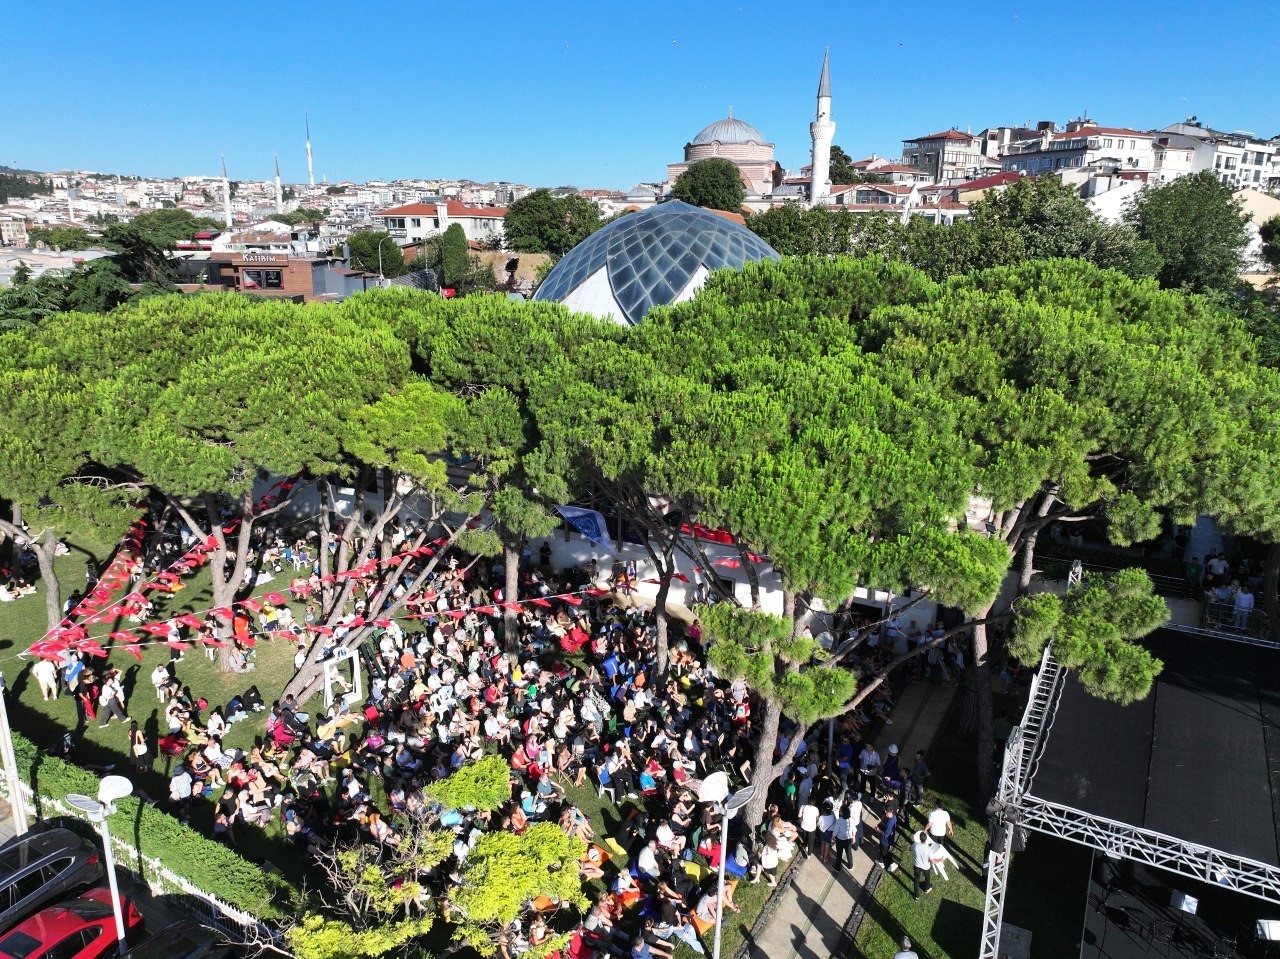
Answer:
[
  {"left": 67, "top": 775, "right": 133, "bottom": 956},
  {"left": 697, "top": 771, "right": 757, "bottom": 959},
  {"left": 376, "top": 234, "right": 398, "bottom": 282}
]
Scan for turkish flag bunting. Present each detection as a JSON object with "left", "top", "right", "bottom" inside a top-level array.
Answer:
[
  {"left": 109, "top": 630, "right": 135, "bottom": 642},
  {"left": 143, "top": 624, "right": 171, "bottom": 636},
  {"left": 531, "top": 598, "right": 552, "bottom": 607},
  {"left": 373, "top": 618, "right": 392, "bottom": 628},
  {"left": 714, "top": 558, "right": 742, "bottom": 569},
  {"left": 311, "top": 626, "right": 334, "bottom": 636},
  {"left": 475, "top": 605, "right": 498, "bottom": 615},
  {"left": 561, "top": 595, "right": 583, "bottom": 605},
  {"left": 446, "top": 609, "right": 467, "bottom": 620},
  {"left": 177, "top": 614, "right": 204, "bottom": 629},
  {"left": 671, "top": 573, "right": 690, "bottom": 583},
  {"left": 585, "top": 588, "right": 610, "bottom": 597},
  {"left": 264, "top": 592, "right": 289, "bottom": 606},
  {"left": 211, "top": 607, "right": 235, "bottom": 619},
  {"left": 239, "top": 599, "right": 263, "bottom": 612}
]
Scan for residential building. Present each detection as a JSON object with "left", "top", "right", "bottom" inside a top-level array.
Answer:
[
  {"left": 373, "top": 202, "right": 507, "bottom": 247},
  {"left": 1001, "top": 120, "right": 1155, "bottom": 176},
  {"left": 902, "top": 129, "right": 985, "bottom": 183},
  {"left": 1156, "top": 121, "right": 1279, "bottom": 190}
]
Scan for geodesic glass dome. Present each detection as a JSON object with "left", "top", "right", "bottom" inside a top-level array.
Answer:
[{"left": 532, "top": 200, "right": 780, "bottom": 326}]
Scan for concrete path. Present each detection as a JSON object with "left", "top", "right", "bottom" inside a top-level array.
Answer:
[{"left": 746, "top": 677, "right": 958, "bottom": 959}]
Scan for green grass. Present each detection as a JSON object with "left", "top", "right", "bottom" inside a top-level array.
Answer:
[
  {"left": 0, "top": 532, "right": 312, "bottom": 882},
  {"left": 853, "top": 723, "right": 989, "bottom": 959}
]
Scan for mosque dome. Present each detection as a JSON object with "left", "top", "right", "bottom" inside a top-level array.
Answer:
[
  {"left": 690, "top": 116, "right": 768, "bottom": 146},
  {"left": 533, "top": 200, "right": 780, "bottom": 326}
]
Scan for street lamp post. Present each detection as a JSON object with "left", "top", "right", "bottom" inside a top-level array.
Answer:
[
  {"left": 376, "top": 234, "right": 398, "bottom": 282},
  {"left": 0, "top": 675, "right": 30, "bottom": 837},
  {"left": 697, "top": 771, "right": 757, "bottom": 959},
  {"left": 67, "top": 775, "right": 133, "bottom": 957}
]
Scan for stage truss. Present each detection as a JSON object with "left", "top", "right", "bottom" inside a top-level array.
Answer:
[{"left": 979, "top": 637, "right": 1280, "bottom": 959}]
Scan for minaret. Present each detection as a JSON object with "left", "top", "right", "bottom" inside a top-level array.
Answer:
[
  {"left": 809, "top": 48, "right": 835, "bottom": 207},
  {"left": 274, "top": 153, "right": 284, "bottom": 213},
  {"left": 305, "top": 113, "right": 315, "bottom": 188},
  {"left": 220, "top": 153, "right": 233, "bottom": 228}
]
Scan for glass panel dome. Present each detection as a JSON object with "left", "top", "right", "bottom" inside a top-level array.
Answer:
[{"left": 533, "top": 201, "right": 780, "bottom": 326}]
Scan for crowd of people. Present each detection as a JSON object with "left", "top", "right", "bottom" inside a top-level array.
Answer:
[
  {"left": 24, "top": 504, "right": 973, "bottom": 957},
  {"left": 1187, "top": 548, "right": 1262, "bottom": 631}
]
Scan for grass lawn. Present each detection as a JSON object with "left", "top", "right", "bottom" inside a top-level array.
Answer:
[
  {"left": 853, "top": 721, "right": 990, "bottom": 959},
  {"left": 0, "top": 531, "right": 312, "bottom": 882}
]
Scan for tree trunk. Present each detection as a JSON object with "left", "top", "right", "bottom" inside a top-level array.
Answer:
[
  {"left": 502, "top": 541, "right": 520, "bottom": 657},
  {"left": 653, "top": 577, "right": 671, "bottom": 681},
  {"left": 33, "top": 530, "right": 62, "bottom": 633},
  {"left": 1017, "top": 489, "right": 1057, "bottom": 595},
  {"left": 737, "top": 543, "right": 761, "bottom": 611},
  {"left": 970, "top": 619, "right": 997, "bottom": 803},
  {"left": 745, "top": 696, "right": 783, "bottom": 828}
]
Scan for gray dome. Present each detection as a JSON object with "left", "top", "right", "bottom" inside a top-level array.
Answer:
[
  {"left": 690, "top": 116, "right": 767, "bottom": 146},
  {"left": 533, "top": 200, "right": 780, "bottom": 326}
]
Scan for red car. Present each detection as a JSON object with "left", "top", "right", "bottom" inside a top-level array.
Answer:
[{"left": 0, "top": 887, "right": 144, "bottom": 959}]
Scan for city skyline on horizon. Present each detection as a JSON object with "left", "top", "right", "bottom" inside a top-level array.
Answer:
[{"left": 8, "top": 0, "right": 1280, "bottom": 189}]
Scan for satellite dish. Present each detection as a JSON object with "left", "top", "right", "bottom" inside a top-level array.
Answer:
[{"left": 98, "top": 775, "right": 133, "bottom": 805}]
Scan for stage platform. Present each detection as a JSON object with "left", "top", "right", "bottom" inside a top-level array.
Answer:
[{"left": 1028, "top": 629, "right": 1280, "bottom": 870}]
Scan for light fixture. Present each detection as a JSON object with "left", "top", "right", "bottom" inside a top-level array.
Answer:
[{"left": 67, "top": 774, "right": 133, "bottom": 957}]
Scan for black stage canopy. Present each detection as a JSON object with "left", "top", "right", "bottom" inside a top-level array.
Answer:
[{"left": 1027, "top": 629, "right": 1280, "bottom": 868}]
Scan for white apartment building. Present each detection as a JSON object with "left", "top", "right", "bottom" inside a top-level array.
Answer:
[
  {"left": 1156, "top": 122, "right": 1278, "bottom": 190},
  {"left": 1001, "top": 121, "right": 1156, "bottom": 176},
  {"left": 373, "top": 201, "right": 507, "bottom": 247}
]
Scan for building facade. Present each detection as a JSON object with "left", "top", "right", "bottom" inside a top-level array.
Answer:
[
  {"left": 902, "top": 129, "right": 985, "bottom": 183},
  {"left": 1157, "top": 122, "right": 1279, "bottom": 190},
  {"left": 1000, "top": 121, "right": 1155, "bottom": 176},
  {"left": 666, "top": 113, "right": 783, "bottom": 197},
  {"left": 373, "top": 202, "right": 507, "bottom": 247}
]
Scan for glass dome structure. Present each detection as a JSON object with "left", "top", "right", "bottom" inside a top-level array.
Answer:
[{"left": 533, "top": 201, "right": 779, "bottom": 326}]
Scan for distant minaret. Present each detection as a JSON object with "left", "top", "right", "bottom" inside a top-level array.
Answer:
[
  {"left": 305, "top": 113, "right": 315, "bottom": 188},
  {"left": 274, "top": 152, "right": 284, "bottom": 213},
  {"left": 809, "top": 48, "right": 835, "bottom": 207},
  {"left": 220, "top": 153, "right": 233, "bottom": 228}
]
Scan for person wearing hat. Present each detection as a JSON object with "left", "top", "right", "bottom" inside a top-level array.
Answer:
[{"left": 894, "top": 936, "right": 920, "bottom": 959}]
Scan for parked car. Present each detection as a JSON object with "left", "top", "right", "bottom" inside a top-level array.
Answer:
[
  {"left": 0, "top": 829, "right": 104, "bottom": 933},
  {"left": 119, "top": 924, "right": 237, "bottom": 959},
  {"left": 0, "top": 886, "right": 143, "bottom": 958}
]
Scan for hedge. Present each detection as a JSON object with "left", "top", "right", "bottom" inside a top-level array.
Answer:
[{"left": 9, "top": 730, "right": 290, "bottom": 918}]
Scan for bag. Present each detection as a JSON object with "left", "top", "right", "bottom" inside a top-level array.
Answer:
[
  {"left": 733, "top": 843, "right": 749, "bottom": 868},
  {"left": 132, "top": 741, "right": 147, "bottom": 757}
]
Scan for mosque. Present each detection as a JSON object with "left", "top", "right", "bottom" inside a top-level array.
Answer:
[
  {"left": 532, "top": 51, "right": 834, "bottom": 326},
  {"left": 666, "top": 49, "right": 835, "bottom": 207}
]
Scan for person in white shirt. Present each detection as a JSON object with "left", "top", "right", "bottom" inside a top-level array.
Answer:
[
  {"left": 636, "top": 839, "right": 661, "bottom": 880},
  {"left": 911, "top": 832, "right": 936, "bottom": 900},
  {"left": 926, "top": 801, "right": 955, "bottom": 852},
  {"left": 894, "top": 936, "right": 921, "bottom": 959},
  {"left": 798, "top": 801, "right": 820, "bottom": 858},
  {"left": 818, "top": 802, "right": 836, "bottom": 864}
]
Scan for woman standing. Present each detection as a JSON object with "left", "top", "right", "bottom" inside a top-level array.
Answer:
[{"left": 128, "top": 721, "right": 149, "bottom": 772}]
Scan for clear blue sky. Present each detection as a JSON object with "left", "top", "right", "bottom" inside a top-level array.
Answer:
[{"left": 8, "top": 0, "right": 1279, "bottom": 190}]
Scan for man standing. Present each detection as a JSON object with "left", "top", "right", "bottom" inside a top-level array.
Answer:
[
  {"left": 927, "top": 799, "right": 955, "bottom": 854},
  {"left": 857, "top": 741, "right": 880, "bottom": 797},
  {"left": 879, "top": 805, "right": 900, "bottom": 872},
  {"left": 911, "top": 831, "right": 936, "bottom": 901},
  {"left": 1233, "top": 584, "right": 1255, "bottom": 630}
]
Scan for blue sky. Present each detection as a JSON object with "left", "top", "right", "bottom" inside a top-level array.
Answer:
[{"left": 8, "top": 0, "right": 1279, "bottom": 189}]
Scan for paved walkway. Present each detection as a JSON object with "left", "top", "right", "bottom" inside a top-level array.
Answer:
[{"left": 746, "top": 677, "right": 958, "bottom": 959}]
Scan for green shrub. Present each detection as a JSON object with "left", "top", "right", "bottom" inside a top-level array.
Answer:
[{"left": 10, "top": 729, "right": 289, "bottom": 917}]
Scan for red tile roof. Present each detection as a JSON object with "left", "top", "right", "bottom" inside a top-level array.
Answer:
[
  {"left": 375, "top": 202, "right": 508, "bottom": 219},
  {"left": 950, "top": 171, "right": 1023, "bottom": 192},
  {"left": 907, "top": 129, "right": 977, "bottom": 142}
]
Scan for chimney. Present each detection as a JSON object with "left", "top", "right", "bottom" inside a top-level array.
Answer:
[{"left": 1036, "top": 120, "right": 1057, "bottom": 133}]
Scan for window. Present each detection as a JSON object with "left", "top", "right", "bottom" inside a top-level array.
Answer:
[
  {"left": 1104, "top": 138, "right": 1113, "bottom": 148},
  {"left": 1129, "top": 140, "right": 1136, "bottom": 149},
  {"left": 410, "top": 218, "right": 420, "bottom": 228},
  {"left": 264, "top": 270, "right": 283, "bottom": 289},
  {"left": 1225, "top": 157, "right": 1238, "bottom": 169},
  {"left": 384, "top": 217, "right": 405, "bottom": 230}
]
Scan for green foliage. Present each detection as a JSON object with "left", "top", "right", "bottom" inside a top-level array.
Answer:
[
  {"left": 101, "top": 222, "right": 177, "bottom": 285},
  {"left": 124, "top": 208, "right": 224, "bottom": 248},
  {"left": 273, "top": 207, "right": 328, "bottom": 226},
  {"left": 424, "top": 755, "right": 512, "bottom": 811},
  {"left": 450, "top": 823, "right": 587, "bottom": 955},
  {"left": 346, "top": 230, "right": 407, "bottom": 277},
  {"left": 671, "top": 158, "right": 747, "bottom": 211},
  {"left": 440, "top": 223, "right": 470, "bottom": 287},
  {"left": 286, "top": 913, "right": 433, "bottom": 959},
  {"left": 968, "top": 176, "right": 1160, "bottom": 279},
  {"left": 503, "top": 189, "right": 602, "bottom": 256},
  {"left": 1261, "top": 214, "right": 1280, "bottom": 271},
  {"left": 1008, "top": 592, "right": 1063, "bottom": 665},
  {"left": 744, "top": 205, "right": 1024, "bottom": 281},
  {"left": 1054, "top": 569, "right": 1167, "bottom": 702},
  {"left": 0, "top": 172, "right": 50, "bottom": 202},
  {"left": 8, "top": 730, "right": 286, "bottom": 916},
  {"left": 27, "top": 226, "right": 95, "bottom": 250},
  {"left": 1125, "top": 170, "right": 1250, "bottom": 294},
  {"left": 829, "top": 145, "right": 890, "bottom": 185}
]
